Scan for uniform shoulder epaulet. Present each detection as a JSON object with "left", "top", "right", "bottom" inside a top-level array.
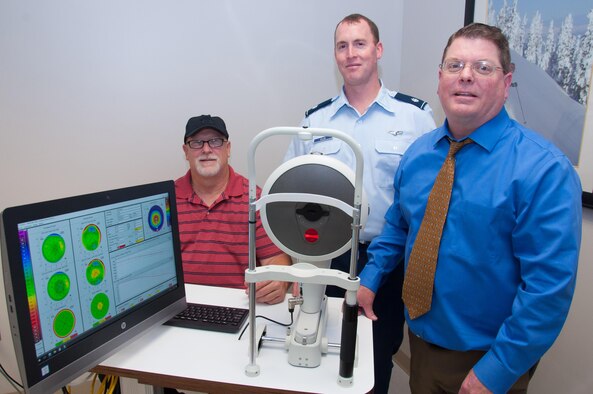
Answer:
[
  {"left": 305, "top": 98, "right": 333, "bottom": 117},
  {"left": 393, "top": 92, "right": 429, "bottom": 110}
]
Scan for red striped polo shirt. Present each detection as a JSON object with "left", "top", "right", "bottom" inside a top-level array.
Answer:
[{"left": 175, "top": 167, "right": 284, "bottom": 288}]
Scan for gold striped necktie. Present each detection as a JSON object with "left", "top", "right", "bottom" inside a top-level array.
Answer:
[{"left": 402, "top": 138, "right": 473, "bottom": 320}]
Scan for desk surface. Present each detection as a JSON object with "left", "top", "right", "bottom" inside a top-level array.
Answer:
[{"left": 94, "top": 284, "right": 374, "bottom": 394}]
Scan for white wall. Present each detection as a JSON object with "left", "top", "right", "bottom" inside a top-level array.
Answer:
[
  {"left": 400, "top": 0, "right": 466, "bottom": 124},
  {"left": 1, "top": 0, "right": 591, "bottom": 393},
  {"left": 0, "top": 1, "right": 405, "bottom": 393},
  {"left": 0, "top": 0, "right": 404, "bottom": 205}
]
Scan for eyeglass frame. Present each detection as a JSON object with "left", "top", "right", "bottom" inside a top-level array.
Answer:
[
  {"left": 185, "top": 137, "right": 227, "bottom": 149},
  {"left": 439, "top": 59, "right": 505, "bottom": 76}
]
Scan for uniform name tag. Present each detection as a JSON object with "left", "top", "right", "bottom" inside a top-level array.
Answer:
[{"left": 313, "top": 136, "right": 333, "bottom": 144}]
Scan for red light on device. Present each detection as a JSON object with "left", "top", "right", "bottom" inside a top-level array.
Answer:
[{"left": 304, "top": 228, "right": 319, "bottom": 243}]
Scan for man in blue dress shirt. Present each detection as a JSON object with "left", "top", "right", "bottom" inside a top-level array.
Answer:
[
  {"left": 284, "top": 13, "right": 435, "bottom": 394},
  {"left": 358, "top": 23, "right": 582, "bottom": 394}
]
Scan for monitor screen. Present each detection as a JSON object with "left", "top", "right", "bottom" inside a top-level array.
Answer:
[{"left": 1, "top": 180, "right": 186, "bottom": 394}]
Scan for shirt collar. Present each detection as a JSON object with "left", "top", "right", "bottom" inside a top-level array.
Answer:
[
  {"left": 177, "top": 165, "right": 243, "bottom": 201},
  {"left": 436, "top": 107, "right": 511, "bottom": 152},
  {"left": 330, "top": 80, "right": 392, "bottom": 117},
  {"left": 225, "top": 165, "right": 244, "bottom": 198},
  {"left": 176, "top": 170, "right": 194, "bottom": 200}
]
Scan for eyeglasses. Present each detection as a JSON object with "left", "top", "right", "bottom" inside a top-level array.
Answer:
[
  {"left": 440, "top": 60, "right": 504, "bottom": 76},
  {"left": 186, "top": 138, "right": 226, "bottom": 149}
]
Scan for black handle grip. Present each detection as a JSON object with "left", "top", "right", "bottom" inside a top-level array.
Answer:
[{"left": 339, "top": 302, "right": 358, "bottom": 378}]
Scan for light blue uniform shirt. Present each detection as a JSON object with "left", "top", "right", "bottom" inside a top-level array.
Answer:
[
  {"left": 284, "top": 83, "right": 436, "bottom": 242},
  {"left": 360, "top": 108, "right": 582, "bottom": 394}
]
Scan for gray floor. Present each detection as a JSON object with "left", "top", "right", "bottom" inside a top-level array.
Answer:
[{"left": 389, "top": 360, "right": 411, "bottom": 394}]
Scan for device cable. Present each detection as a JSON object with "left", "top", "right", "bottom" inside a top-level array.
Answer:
[
  {"left": 0, "top": 362, "right": 24, "bottom": 393},
  {"left": 238, "top": 310, "right": 294, "bottom": 341},
  {"left": 107, "top": 374, "right": 119, "bottom": 394},
  {"left": 92, "top": 372, "right": 120, "bottom": 394}
]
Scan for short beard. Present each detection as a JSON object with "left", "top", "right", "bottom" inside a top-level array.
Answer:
[{"left": 193, "top": 155, "right": 221, "bottom": 177}]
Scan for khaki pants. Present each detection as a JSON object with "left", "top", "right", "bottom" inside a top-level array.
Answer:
[{"left": 408, "top": 329, "right": 538, "bottom": 393}]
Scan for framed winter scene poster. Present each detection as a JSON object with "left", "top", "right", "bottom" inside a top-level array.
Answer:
[{"left": 466, "top": 0, "right": 593, "bottom": 208}]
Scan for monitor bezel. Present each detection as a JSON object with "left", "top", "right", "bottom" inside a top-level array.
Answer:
[{"left": 1, "top": 180, "right": 187, "bottom": 394}]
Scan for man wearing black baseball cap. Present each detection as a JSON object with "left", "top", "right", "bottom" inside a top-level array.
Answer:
[
  {"left": 184, "top": 114, "right": 229, "bottom": 141},
  {"left": 175, "top": 114, "right": 291, "bottom": 304}
]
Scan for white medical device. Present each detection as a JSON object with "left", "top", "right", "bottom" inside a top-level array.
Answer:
[{"left": 244, "top": 127, "right": 367, "bottom": 387}]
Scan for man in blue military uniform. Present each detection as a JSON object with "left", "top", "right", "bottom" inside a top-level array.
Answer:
[{"left": 284, "top": 13, "right": 436, "bottom": 394}]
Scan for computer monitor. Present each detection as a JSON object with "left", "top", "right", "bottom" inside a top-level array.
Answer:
[{"left": 0, "top": 180, "right": 187, "bottom": 394}]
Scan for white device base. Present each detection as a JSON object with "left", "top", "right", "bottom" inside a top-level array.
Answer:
[
  {"left": 285, "top": 296, "right": 329, "bottom": 368},
  {"left": 338, "top": 375, "right": 354, "bottom": 387},
  {"left": 245, "top": 363, "right": 260, "bottom": 377}
]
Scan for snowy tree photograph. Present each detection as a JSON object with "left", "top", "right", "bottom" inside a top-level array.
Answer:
[{"left": 486, "top": 0, "right": 593, "bottom": 165}]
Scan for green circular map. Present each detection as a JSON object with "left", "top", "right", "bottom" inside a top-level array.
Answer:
[
  {"left": 47, "top": 272, "right": 70, "bottom": 301},
  {"left": 86, "top": 259, "right": 105, "bottom": 285},
  {"left": 81, "top": 224, "right": 101, "bottom": 251},
  {"left": 90, "top": 293, "right": 110, "bottom": 320},
  {"left": 53, "top": 309, "right": 75, "bottom": 338},
  {"left": 42, "top": 234, "right": 66, "bottom": 263}
]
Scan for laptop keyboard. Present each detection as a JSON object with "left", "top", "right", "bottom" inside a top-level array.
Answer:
[{"left": 164, "top": 302, "right": 249, "bottom": 334}]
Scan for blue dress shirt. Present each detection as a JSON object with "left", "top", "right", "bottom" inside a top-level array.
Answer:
[
  {"left": 284, "top": 82, "right": 436, "bottom": 242},
  {"left": 360, "top": 108, "right": 582, "bottom": 393}
]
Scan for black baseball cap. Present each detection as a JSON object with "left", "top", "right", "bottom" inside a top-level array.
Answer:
[{"left": 184, "top": 115, "right": 229, "bottom": 141}]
